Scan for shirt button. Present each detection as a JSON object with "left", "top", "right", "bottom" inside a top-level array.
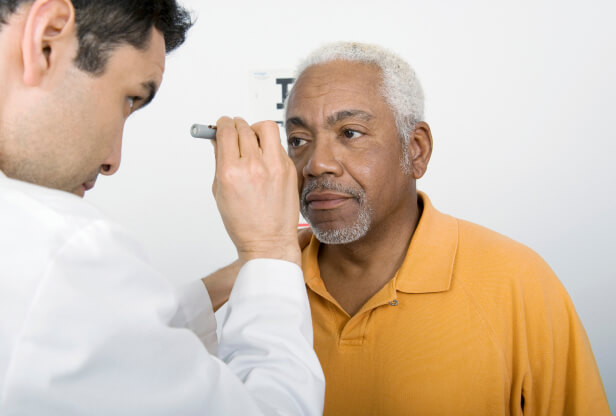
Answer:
[{"left": 389, "top": 300, "right": 399, "bottom": 306}]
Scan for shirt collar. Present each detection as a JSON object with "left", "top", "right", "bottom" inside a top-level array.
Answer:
[
  {"left": 302, "top": 191, "right": 458, "bottom": 295},
  {"left": 302, "top": 235, "right": 332, "bottom": 302},
  {"left": 395, "top": 192, "right": 458, "bottom": 293}
]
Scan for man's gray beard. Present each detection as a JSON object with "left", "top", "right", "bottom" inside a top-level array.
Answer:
[{"left": 300, "top": 177, "right": 372, "bottom": 245}]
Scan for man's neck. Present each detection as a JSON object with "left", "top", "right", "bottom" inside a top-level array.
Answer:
[{"left": 317, "top": 195, "right": 422, "bottom": 317}]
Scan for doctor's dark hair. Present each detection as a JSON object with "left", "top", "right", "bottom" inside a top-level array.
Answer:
[{"left": 0, "top": 0, "right": 192, "bottom": 75}]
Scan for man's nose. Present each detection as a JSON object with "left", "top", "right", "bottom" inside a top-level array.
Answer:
[
  {"left": 302, "top": 139, "right": 343, "bottom": 178},
  {"left": 99, "top": 134, "right": 122, "bottom": 176}
]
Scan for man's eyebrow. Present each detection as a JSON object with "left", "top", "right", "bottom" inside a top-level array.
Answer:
[
  {"left": 139, "top": 81, "right": 158, "bottom": 109},
  {"left": 286, "top": 110, "right": 374, "bottom": 129},
  {"left": 327, "top": 110, "right": 373, "bottom": 125},
  {"left": 285, "top": 117, "right": 307, "bottom": 128}
]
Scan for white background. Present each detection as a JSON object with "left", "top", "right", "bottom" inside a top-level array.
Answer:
[{"left": 87, "top": 0, "right": 615, "bottom": 408}]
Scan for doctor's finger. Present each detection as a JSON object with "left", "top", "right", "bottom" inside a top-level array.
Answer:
[
  {"left": 215, "top": 116, "right": 240, "bottom": 166},
  {"left": 234, "top": 117, "right": 260, "bottom": 159},
  {"left": 251, "top": 121, "right": 285, "bottom": 161}
]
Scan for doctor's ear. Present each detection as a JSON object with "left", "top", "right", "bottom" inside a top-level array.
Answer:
[{"left": 21, "top": 0, "right": 76, "bottom": 86}]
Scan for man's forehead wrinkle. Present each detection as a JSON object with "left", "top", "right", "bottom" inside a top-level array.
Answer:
[
  {"left": 294, "top": 68, "right": 354, "bottom": 99},
  {"left": 292, "top": 83, "right": 334, "bottom": 101}
]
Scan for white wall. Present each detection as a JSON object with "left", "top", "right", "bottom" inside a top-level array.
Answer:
[{"left": 87, "top": 0, "right": 615, "bottom": 408}]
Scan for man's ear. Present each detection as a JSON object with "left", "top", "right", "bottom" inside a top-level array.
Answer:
[
  {"left": 22, "top": 0, "right": 76, "bottom": 86},
  {"left": 409, "top": 121, "right": 433, "bottom": 180}
]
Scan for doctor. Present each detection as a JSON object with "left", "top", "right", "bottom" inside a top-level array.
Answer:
[{"left": 0, "top": 0, "right": 324, "bottom": 415}]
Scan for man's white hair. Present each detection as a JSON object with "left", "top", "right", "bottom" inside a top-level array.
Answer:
[{"left": 288, "top": 41, "right": 425, "bottom": 173}]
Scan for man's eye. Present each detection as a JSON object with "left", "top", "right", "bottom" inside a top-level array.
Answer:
[
  {"left": 342, "top": 129, "right": 362, "bottom": 139},
  {"left": 288, "top": 137, "right": 307, "bottom": 148}
]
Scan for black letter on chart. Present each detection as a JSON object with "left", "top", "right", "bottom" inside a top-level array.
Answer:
[{"left": 276, "top": 78, "right": 295, "bottom": 110}]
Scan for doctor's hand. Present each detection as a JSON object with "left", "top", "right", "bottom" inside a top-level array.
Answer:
[{"left": 211, "top": 116, "right": 301, "bottom": 267}]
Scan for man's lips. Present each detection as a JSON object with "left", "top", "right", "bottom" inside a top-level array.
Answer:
[{"left": 305, "top": 191, "right": 353, "bottom": 210}]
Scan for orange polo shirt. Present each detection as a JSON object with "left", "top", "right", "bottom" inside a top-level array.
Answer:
[{"left": 302, "top": 192, "right": 610, "bottom": 415}]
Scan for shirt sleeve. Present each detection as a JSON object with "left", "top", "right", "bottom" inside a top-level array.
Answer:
[
  {"left": 171, "top": 279, "right": 219, "bottom": 354},
  {"left": 520, "top": 263, "right": 611, "bottom": 415},
  {"left": 0, "top": 220, "right": 324, "bottom": 416}
]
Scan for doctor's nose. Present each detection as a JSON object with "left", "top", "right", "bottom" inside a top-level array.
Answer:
[{"left": 100, "top": 135, "right": 123, "bottom": 176}]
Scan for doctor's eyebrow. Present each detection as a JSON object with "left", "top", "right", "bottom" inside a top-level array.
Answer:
[{"left": 139, "top": 81, "right": 158, "bottom": 109}]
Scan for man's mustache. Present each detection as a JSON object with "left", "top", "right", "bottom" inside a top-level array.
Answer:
[{"left": 301, "top": 178, "right": 364, "bottom": 203}]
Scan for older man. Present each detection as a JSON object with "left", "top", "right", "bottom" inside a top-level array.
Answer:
[{"left": 283, "top": 42, "right": 610, "bottom": 415}]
